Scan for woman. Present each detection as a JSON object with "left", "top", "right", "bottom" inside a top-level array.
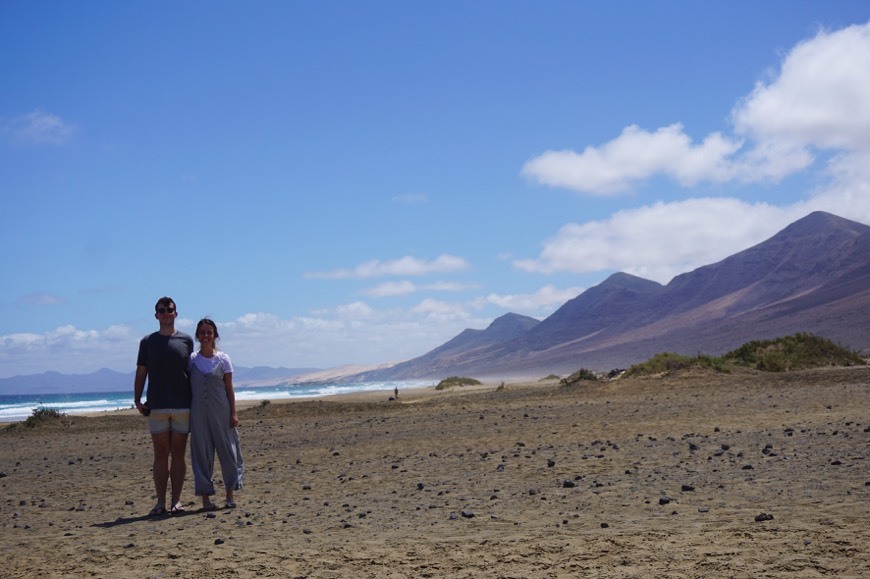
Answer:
[{"left": 189, "top": 318, "right": 244, "bottom": 510}]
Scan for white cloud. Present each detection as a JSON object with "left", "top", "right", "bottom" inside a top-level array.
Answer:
[
  {"left": 0, "top": 324, "right": 138, "bottom": 377},
  {"left": 306, "top": 254, "right": 471, "bottom": 279},
  {"left": 478, "top": 285, "right": 584, "bottom": 315},
  {"left": 392, "top": 192, "right": 429, "bottom": 205},
  {"left": 411, "top": 298, "right": 472, "bottom": 321},
  {"left": 523, "top": 22, "right": 870, "bottom": 196},
  {"left": 0, "top": 301, "right": 490, "bottom": 377},
  {"left": 335, "top": 301, "right": 374, "bottom": 319},
  {"left": 517, "top": 20, "right": 870, "bottom": 281},
  {"left": 363, "top": 280, "right": 418, "bottom": 297},
  {"left": 514, "top": 198, "right": 794, "bottom": 284},
  {"left": 361, "top": 280, "right": 474, "bottom": 297},
  {"left": 733, "top": 22, "right": 870, "bottom": 151},
  {"left": 2, "top": 110, "right": 75, "bottom": 145},
  {"left": 521, "top": 124, "right": 742, "bottom": 195},
  {"left": 17, "top": 292, "right": 67, "bottom": 306}
]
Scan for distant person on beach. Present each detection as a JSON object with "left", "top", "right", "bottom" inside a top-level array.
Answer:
[
  {"left": 134, "top": 296, "right": 194, "bottom": 516},
  {"left": 189, "top": 318, "right": 244, "bottom": 511}
]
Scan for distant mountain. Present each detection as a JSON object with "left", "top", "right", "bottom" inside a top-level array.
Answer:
[
  {"left": 349, "top": 211, "right": 870, "bottom": 381},
  {"left": 0, "top": 366, "right": 321, "bottom": 395},
  {"left": 351, "top": 313, "right": 540, "bottom": 381},
  {"left": 232, "top": 366, "right": 320, "bottom": 386},
  {"left": 0, "top": 368, "right": 135, "bottom": 396}
]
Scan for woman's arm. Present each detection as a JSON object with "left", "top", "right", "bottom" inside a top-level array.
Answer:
[{"left": 224, "top": 371, "right": 239, "bottom": 428}]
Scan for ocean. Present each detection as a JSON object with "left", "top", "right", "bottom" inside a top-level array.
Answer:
[{"left": 0, "top": 379, "right": 430, "bottom": 423}]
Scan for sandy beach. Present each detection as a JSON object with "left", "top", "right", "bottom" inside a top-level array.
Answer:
[{"left": 2, "top": 366, "right": 869, "bottom": 578}]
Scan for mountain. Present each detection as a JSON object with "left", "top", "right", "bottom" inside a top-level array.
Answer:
[
  {"left": 350, "top": 211, "right": 870, "bottom": 380},
  {"left": 351, "top": 313, "right": 540, "bottom": 381},
  {"left": 0, "top": 368, "right": 135, "bottom": 396}
]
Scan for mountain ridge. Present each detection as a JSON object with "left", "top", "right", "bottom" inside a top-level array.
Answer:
[{"left": 349, "top": 211, "right": 870, "bottom": 380}]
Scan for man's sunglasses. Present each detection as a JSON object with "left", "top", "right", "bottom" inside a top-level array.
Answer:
[{"left": 157, "top": 307, "right": 176, "bottom": 314}]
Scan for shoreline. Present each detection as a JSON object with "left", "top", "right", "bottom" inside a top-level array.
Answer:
[{"left": 0, "top": 380, "right": 530, "bottom": 427}]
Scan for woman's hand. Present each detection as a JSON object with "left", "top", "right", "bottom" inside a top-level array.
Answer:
[{"left": 230, "top": 414, "right": 239, "bottom": 428}]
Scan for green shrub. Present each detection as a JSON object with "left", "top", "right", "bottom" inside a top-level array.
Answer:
[
  {"left": 22, "top": 407, "right": 67, "bottom": 428},
  {"left": 624, "top": 353, "right": 729, "bottom": 377},
  {"left": 723, "top": 332, "right": 864, "bottom": 372},
  {"left": 435, "top": 376, "right": 482, "bottom": 390},
  {"left": 622, "top": 333, "right": 864, "bottom": 377},
  {"left": 560, "top": 368, "right": 599, "bottom": 386}
]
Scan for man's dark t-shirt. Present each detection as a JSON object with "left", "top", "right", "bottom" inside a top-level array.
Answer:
[{"left": 137, "top": 331, "right": 194, "bottom": 409}]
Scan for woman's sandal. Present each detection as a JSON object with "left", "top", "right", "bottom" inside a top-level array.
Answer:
[
  {"left": 170, "top": 502, "right": 186, "bottom": 514},
  {"left": 201, "top": 502, "right": 219, "bottom": 512},
  {"left": 148, "top": 505, "right": 168, "bottom": 517},
  {"left": 225, "top": 500, "right": 237, "bottom": 509}
]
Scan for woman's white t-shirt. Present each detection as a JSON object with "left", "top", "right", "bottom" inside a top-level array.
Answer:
[{"left": 190, "top": 350, "right": 234, "bottom": 375}]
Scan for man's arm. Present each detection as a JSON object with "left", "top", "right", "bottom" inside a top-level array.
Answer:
[{"left": 134, "top": 366, "right": 148, "bottom": 415}]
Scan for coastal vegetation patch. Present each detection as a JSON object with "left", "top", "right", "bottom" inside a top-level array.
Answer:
[
  {"left": 624, "top": 333, "right": 864, "bottom": 377},
  {"left": 4, "top": 407, "right": 69, "bottom": 431},
  {"left": 435, "top": 376, "right": 482, "bottom": 390},
  {"left": 560, "top": 368, "right": 600, "bottom": 386}
]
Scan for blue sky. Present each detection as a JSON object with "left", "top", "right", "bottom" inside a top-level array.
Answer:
[{"left": 2, "top": 1, "right": 870, "bottom": 378}]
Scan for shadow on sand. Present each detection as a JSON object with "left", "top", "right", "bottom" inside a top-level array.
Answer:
[{"left": 92, "top": 507, "right": 201, "bottom": 528}]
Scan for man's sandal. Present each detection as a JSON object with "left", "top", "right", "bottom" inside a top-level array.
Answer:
[{"left": 148, "top": 505, "right": 167, "bottom": 517}]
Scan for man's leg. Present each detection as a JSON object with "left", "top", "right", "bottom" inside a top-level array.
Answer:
[
  {"left": 151, "top": 431, "right": 171, "bottom": 510},
  {"left": 169, "top": 431, "right": 189, "bottom": 508}
]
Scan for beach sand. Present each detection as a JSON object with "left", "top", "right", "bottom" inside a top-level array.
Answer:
[{"left": 1, "top": 366, "right": 869, "bottom": 578}]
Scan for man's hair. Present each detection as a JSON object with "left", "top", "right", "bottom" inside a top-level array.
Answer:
[{"left": 154, "top": 296, "right": 176, "bottom": 312}]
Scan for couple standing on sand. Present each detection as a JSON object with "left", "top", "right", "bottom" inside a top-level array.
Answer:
[{"left": 133, "top": 296, "right": 244, "bottom": 516}]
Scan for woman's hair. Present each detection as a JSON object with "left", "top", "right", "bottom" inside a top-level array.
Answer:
[{"left": 195, "top": 318, "right": 220, "bottom": 349}]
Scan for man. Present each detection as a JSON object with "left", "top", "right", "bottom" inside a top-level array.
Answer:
[{"left": 134, "top": 296, "right": 194, "bottom": 516}]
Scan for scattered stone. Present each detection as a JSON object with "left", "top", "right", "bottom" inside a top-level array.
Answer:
[
  {"left": 600, "top": 522, "right": 609, "bottom": 528},
  {"left": 303, "top": 528, "right": 312, "bottom": 534},
  {"left": 496, "top": 464, "right": 505, "bottom": 472},
  {"left": 206, "top": 512, "right": 217, "bottom": 519},
  {"left": 562, "top": 480, "right": 576, "bottom": 488},
  {"left": 417, "top": 483, "right": 425, "bottom": 490},
  {"left": 659, "top": 496, "right": 672, "bottom": 505},
  {"left": 547, "top": 459, "right": 555, "bottom": 467},
  {"left": 461, "top": 509, "right": 475, "bottom": 518},
  {"left": 214, "top": 538, "right": 225, "bottom": 545},
  {"left": 831, "top": 460, "right": 842, "bottom": 466},
  {"left": 754, "top": 513, "right": 774, "bottom": 522},
  {"left": 741, "top": 465, "right": 754, "bottom": 470},
  {"left": 681, "top": 484, "right": 695, "bottom": 492},
  {"left": 0, "top": 472, "right": 7, "bottom": 478},
  {"left": 698, "top": 507, "right": 709, "bottom": 513}
]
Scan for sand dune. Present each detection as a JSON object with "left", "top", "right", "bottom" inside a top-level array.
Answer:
[{"left": 2, "top": 366, "right": 869, "bottom": 577}]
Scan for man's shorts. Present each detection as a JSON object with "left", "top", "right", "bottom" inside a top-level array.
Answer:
[{"left": 148, "top": 409, "right": 191, "bottom": 435}]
